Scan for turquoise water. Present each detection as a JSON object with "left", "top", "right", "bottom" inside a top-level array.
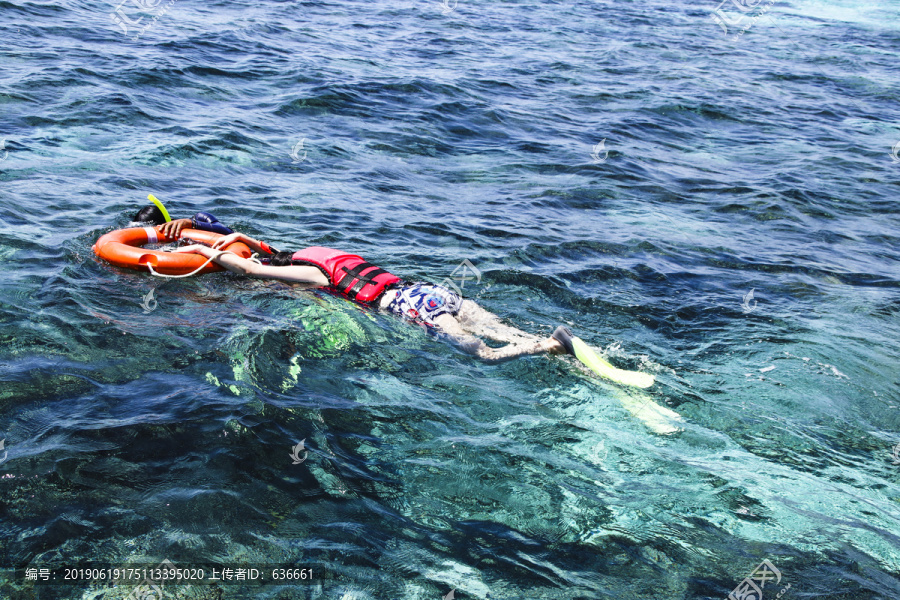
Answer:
[{"left": 1, "top": 0, "right": 900, "bottom": 598}]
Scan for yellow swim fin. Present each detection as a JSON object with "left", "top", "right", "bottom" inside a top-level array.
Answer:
[{"left": 552, "top": 326, "right": 655, "bottom": 388}]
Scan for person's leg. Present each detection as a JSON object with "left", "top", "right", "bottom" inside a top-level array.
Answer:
[
  {"left": 432, "top": 313, "right": 564, "bottom": 363},
  {"left": 454, "top": 299, "right": 542, "bottom": 345}
]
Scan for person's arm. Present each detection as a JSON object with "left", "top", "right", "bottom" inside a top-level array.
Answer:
[
  {"left": 173, "top": 245, "right": 328, "bottom": 284},
  {"left": 210, "top": 232, "right": 277, "bottom": 256}
]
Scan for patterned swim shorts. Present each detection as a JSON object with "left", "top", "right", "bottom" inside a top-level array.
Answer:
[{"left": 380, "top": 282, "right": 463, "bottom": 326}]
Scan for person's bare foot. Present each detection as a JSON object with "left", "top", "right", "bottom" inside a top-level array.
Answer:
[
  {"left": 550, "top": 325, "right": 576, "bottom": 355},
  {"left": 544, "top": 337, "right": 567, "bottom": 354}
]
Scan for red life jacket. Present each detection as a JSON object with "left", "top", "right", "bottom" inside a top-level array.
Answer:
[{"left": 290, "top": 246, "right": 402, "bottom": 303}]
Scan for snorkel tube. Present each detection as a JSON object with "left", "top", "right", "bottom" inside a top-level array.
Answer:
[{"left": 147, "top": 193, "right": 172, "bottom": 223}]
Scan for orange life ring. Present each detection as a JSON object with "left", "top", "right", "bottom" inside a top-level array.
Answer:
[{"left": 93, "top": 227, "right": 253, "bottom": 276}]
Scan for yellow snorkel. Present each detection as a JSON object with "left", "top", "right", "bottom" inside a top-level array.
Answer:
[{"left": 147, "top": 193, "right": 172, "bottom": 223}]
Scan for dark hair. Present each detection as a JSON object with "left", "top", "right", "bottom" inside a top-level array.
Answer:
[
  {"left": 134, "top": 205, "right": 166, "bottom": 225},
  {"left": 269, "top": 251, "right": 295, "bottom": 266}
]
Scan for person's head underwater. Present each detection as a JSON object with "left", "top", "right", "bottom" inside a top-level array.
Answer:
[
  {"left": 133, "top": 205, "right": 167, "bottom": 226},
  {"left": 267, "top": 251, "right": 295, "bottom": 266}
]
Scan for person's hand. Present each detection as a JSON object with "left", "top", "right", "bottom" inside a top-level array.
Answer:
[
  {"left": 172, "top": 244, "right": 206, "bottom": 255},
  {"left": 212, "top": 232, "right": 244, "bottom": 250},
  {"left": 157, "top": 218, "right": 192, "bottom": 240}
]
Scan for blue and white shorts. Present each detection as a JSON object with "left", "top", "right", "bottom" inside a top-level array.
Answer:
[{"left": 380, "top": 282, "right": 463, "bottom": 326}]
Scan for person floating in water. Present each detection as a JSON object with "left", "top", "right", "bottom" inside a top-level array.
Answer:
[
  {"left": 163, "top": 228, "right": 571, "bottom": 362},
  {"left": 131, "top": 200, "right": 651, "bottom": 385}
]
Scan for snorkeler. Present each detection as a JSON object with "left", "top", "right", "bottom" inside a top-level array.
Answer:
[
  {"left": 170, "top": 229, "right": 571, "bottom": 362},
  {"left": 127, "top": 196, "right": 651, "bottom": 381}
]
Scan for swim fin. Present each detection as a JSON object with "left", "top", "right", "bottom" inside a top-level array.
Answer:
[{"left": 552, "top": 326, "right": 655, "bottom": 389}]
